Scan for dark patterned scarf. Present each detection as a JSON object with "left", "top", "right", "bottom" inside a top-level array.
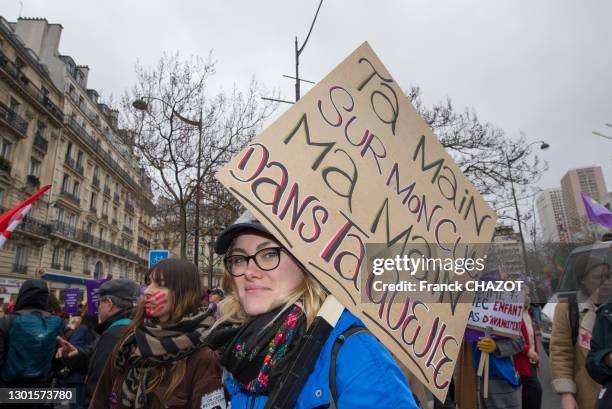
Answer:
[
  {"left": 113, "top": 307, "right": 215, "bottom": 408},
  {"left": 216, "top": 304, "right": 306, "bottom": 394}
]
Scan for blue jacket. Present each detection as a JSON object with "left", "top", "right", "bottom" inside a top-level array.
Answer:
[{"left": 225, "top": 309, "right": 418, "bottom": 409}]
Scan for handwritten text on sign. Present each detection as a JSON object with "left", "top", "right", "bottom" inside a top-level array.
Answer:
[
  {"left": 467, "top": 284, "right": 525, "bottom": 338},
  {"left": 216, "top": 42, "right": 497, "bottom": 400}
]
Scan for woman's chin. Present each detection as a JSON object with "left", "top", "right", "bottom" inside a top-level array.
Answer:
[{"left": 243, "top": 298, "right": 276, "bottom": 316}]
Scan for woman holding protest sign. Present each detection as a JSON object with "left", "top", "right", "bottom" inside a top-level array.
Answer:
[
  {"left": 89, "top": 259, "right": 223, "bottom": 409},
  {"left": 209, "top": 211, "right": 418, "bottom": 409}
]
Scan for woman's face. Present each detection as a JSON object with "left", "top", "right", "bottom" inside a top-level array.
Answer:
[
  {"left": 230, "top": 233, "right": 305, "bottom": 316},
  {"left": 144, "top": 279, "right": 172, "bottom": 321}
]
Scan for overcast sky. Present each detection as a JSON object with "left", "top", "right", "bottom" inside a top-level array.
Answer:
[{"left": 3, "top": 0, "right": 612, "bottom": 200}]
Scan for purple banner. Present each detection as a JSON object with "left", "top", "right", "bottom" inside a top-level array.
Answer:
[
  {"left": 64, "top": 288, "right": 80, "bottom": 316},
  {"left": 86, "top": 278, "right": 108, "bottom": 315}
]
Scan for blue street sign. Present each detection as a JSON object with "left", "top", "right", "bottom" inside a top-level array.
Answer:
[{"left": 149, "top": 249, "right": 170, "bottom": 269}]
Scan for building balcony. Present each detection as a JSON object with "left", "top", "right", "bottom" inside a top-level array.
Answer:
[
  {"left": 0, "top": 207, "right": 51, "bottom": 237},
  {"left": 33, "top": 133, "right": 49, "bottom": 154},
  {"left": 90, "top": 206, "right": 97, "bottom": 215},
  {"left": 112, "top": 218, "right": 118, "bottom": 226},
  {"left": 53, "top": 220, "right": 78, "bottom": 240},
  {"left": 12, "top": 263, "right": 27, "bottom": 274},
  {"left": 0, "top": 156, "right": 12, "bottom": 173},
  {"left": 100, "top": 213, "right": 108, "bottom": 223},
  {"left": 0, "top": 100, "right": 28, "bottom": 138},
  {"left": 63, "top": 265, "right": 72, "bottom": 272},
  {"left": 92, "top": 176, "right": 100, "bottom": 189},
  {"left": 59, "top": 189, "right": 81, "bottom": 206},
  {"left": 51, "top": 261, "right": 61, "bottom": 270},
  {"left": 64, "top": 156, "right": 84, "bottom": 176},
  {"left": 103, "top": 185, "right": 111, "bottom": 197},
  {"left": 51, "top": 220, "right": 140, "bottom": 262},
  {"left": 125, "top": 202, "right": 135, "bottom": 214},
  {"left": 83, "top": 268, "right": 91, "bottom": 275},
  {"left": 26, "top": 174, "right": 40, "bottom": 189},
  {"left": 123, "top": 225, "right": 133, "bottom": 235},
  {"left": 113, "top": 192, "right": 120, "bottom": 204},
  {"left": 0, "top": 50, "right": 63, "bottom": 126},
  {"left": 64, "top": 116, "right": 141, "bottom": 192},
  {"left": 20, "top": 216, "right": 51, "bottom": 237}
]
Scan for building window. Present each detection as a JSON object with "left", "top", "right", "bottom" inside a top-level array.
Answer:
[
  {"left": 35, "top": 121, "right": 46, "bottom": 138},
  {"left": 13, "top": 245, "right": 27, "bottom": 272},
  {"left": 94, "top": 166, "right": 100, "bottom": 179},
  {"left": 64, "top": 249, "right": 72, "bottom": 271},
  {"left": 90, "top": 192, "right": 97, "bottom": 209},
  {"left": 102, "top": 201, "right": 108, "bottom": 215},
  {"left": 0, "top": 138, "right": 13, "bottom": 159},
  {"left": 84, "top": 255, "right": 90, "bottom": 272},
  {"left": 29, "top": 159, "right": 41, "bottom": 177},
  {"left": 76, "top": 151, "right": 83, "bottom": 168},
  {"left": 65, "top": 142, "right": 73, "bottom": 161},
  {"left": 187, "top": 245, "right": 193, "bottom": 255},
  {"left": 61, "top": 174, "right": 70, "bottom": 192},
  {"left": 57, "top": 207, "right": 65, "bottom": 225},
  {"left": 73, "top": 181, "right": 80, "bottom": 198},
  {"left": 9, "top": 97, "right": 20, "bottom": 112},
  {"left": 51, "top": 247, "right": 61, "bottom": 267}
]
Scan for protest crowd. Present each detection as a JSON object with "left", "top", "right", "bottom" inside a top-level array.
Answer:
[
  {"left": 0, "top": 23, "right": 611, "bottom": 409},
  {"left": 0, "top": 208, "right": 609, "bottom": 408}
]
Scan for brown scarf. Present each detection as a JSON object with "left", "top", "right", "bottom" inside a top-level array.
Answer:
[{"left": 113, "top": 307, "right": 214, "bottom": 408}]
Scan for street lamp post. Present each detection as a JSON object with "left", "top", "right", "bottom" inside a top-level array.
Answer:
[
  {"left": 505, "top": 141, "right": 549, "bottom": 275},
  {"left": 132, "top": 97, "right": 203, "bottom": 268}
]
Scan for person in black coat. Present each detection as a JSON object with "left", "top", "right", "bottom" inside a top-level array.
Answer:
[
  {"left": 56, "top": 279, "right": 139, "bottom": 405},
  {"left": 587, "top": 301, "right": 612, "bottom": 408}
]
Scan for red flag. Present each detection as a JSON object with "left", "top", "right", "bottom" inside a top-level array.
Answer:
[{"left": 0, "top": 184, "right": 52, "bottom": 248}]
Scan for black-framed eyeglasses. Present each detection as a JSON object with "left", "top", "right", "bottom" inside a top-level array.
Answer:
[
  {"left": 95, "top": 297, "right": 110, "bottom": 308},
  {"left": 224, "top": 247, "right": 284, "bottom": 277}
]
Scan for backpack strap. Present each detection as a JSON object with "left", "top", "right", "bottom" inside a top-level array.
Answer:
[
  {"left": 328, "top": 326, "right": 370, "bottom": 409},
  {"left": 567, "top": 293, "right": 579, "bottom": 346}
]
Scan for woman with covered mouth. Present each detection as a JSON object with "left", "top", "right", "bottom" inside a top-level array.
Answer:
[
  {"left": 89, "top": 258, "right": 224, "bottom": 409},
  {"left": 208, "top": 210, "right": 418, "bottom": 408}
]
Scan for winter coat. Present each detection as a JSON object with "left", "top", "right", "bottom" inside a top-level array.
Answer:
[
  {"left": 62, "top": 308, "right": 133, "bottom": 401},
  {"left": 89, "top": 345, "right": 224, "bottom": 409},
  {"left": 514, "top": 308, "right": 538, "bottom": 377},
  {"left": 586, "top": 302, "right": 612, "bottom": 385},
  {"left": 550, "top": 300, "right": 600, "bottom": 409},
  {"left": 224, "top": 309, "right": 418, "bottom": 409}
]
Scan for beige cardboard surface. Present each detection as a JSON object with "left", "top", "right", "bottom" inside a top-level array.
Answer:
[{"left": 216, "top": 42, "right": 497, "bottom": 401}]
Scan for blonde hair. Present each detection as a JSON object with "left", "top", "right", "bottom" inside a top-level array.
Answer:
[{"left": 215, "top": 237, "right": 328, "bottom": 328}]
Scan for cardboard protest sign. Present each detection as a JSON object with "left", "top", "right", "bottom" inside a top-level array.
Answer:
[
  {"left": 467, "top": 283, "right": 524, "bottom": 339},
  {"left": 216, "top": 42, "right": 497, "bottom": 400}
]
